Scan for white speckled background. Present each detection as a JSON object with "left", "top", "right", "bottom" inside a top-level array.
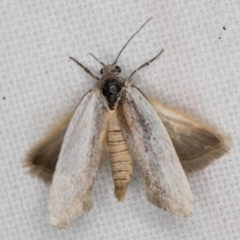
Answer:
[{"left": 1, "top": 1, "right": 240, "bottom": 239}]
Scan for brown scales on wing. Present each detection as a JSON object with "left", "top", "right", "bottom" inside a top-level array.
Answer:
[{"left": 107, "top": 111, "right": 133, "bottom": 201}]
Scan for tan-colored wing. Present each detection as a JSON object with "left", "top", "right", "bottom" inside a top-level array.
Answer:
[
  {"left": 118, "top": 86, "right": 193, "bottom": 216},
  {"left": 149, "top": 98, "right": 231, "bottom": 172},
  {"left": 49, "top": 89, "right": 108, "bottom": 228},
  {"left": 24, "top": 111, "right": 74, "bottom": 183}
]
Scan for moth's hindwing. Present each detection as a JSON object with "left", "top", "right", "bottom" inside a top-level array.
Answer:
[
  {"left": 149, "top": 98, "right": 231, "bottom": 172},
  {"left": 49, "top": 89, "right": 108, "bottom": 228},
  {"left": 24, "top": 111, "right": 74, "bottom": 183},
  {"left": 118, "top": 86, "right": 193, "bottom": 216}
]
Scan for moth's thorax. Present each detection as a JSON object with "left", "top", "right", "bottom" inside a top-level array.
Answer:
[{"left": 97, "top": 67, "right": 126, "bottom": 110}]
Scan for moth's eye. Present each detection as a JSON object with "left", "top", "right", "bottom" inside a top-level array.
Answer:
[
  {"left": 115, "top": 66, "right": 121, "bottom": 73},
  {"left": 100, "top": 68, "right": 103, "bottom": 75}
]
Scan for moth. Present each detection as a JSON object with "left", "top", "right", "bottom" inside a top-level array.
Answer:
[{"left": 24, "top": 18, "right": 231, "bottom": 228}]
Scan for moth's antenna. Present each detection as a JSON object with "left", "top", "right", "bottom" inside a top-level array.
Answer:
[
  {"left": 112, "top": 17, "right": 153, "bottom": 65},
  {"left": 69, "top": 57, "right": 100, "bottom": 81},
  {"left": 89, "top": 53, "right": 106, "bottom": 67},
  {"left": 128, "top": 49, "right": 164, "bottom": 82}
]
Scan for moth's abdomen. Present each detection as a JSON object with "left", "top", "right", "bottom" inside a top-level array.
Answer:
[{"left": 107, "top": 112, "right": 133, "bottom": 201}]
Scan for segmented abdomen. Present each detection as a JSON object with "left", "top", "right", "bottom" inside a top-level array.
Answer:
[{"left": 107, "top": 111, "right": 133, "bottom": 201}]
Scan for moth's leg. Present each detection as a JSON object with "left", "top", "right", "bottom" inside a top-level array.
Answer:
[{"left": 128, "top": 49, "right": 164, "bottom": 81}]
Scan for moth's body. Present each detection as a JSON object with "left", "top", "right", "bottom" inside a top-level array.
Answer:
[
  {"left": 97, "top": 68, "right": 133, "bottom": 201},
  {"left": 24, "top": 19, "right": 231, "bottom": 229},
  {"left": 107, "top": 111, "right": 133, "bottom": 201}
]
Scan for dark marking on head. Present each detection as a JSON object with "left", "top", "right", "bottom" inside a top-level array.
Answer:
[
  {"left": 102, "top": 79, "right": 123, "bottom": 109},
  {"left": 114, "top": 66, "right": 121, "bottom": 73}
]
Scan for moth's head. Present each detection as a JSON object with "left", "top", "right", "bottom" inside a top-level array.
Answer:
[
  {"left": 97, "top": 64, "right": 125, "bottom": 110},
  {"left": 100, "top": 64, "right": 121, "bottom": 76},
  {"left": 88, "top": 53, "right": 123, "bottom": 80},
  {"left": 99, "top": 64, "right": 124, "bottom": 85}
]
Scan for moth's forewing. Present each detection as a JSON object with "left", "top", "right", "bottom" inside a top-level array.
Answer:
[
  {"left": 149, "top": 98, "right": 231, "bottom": 172},
  {"left": 49, "top": 89, "right": 108, "bottom": 228},
  {"left": 118, "top": 86, "right": 193, "bottom": 216},
  {"left": 24, "top": 111, "right": 74, "bottom": 183}
]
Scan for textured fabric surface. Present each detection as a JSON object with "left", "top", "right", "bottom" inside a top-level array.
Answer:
[{"left": 1, "top": 1, "right": 240, "bottom": 239}]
